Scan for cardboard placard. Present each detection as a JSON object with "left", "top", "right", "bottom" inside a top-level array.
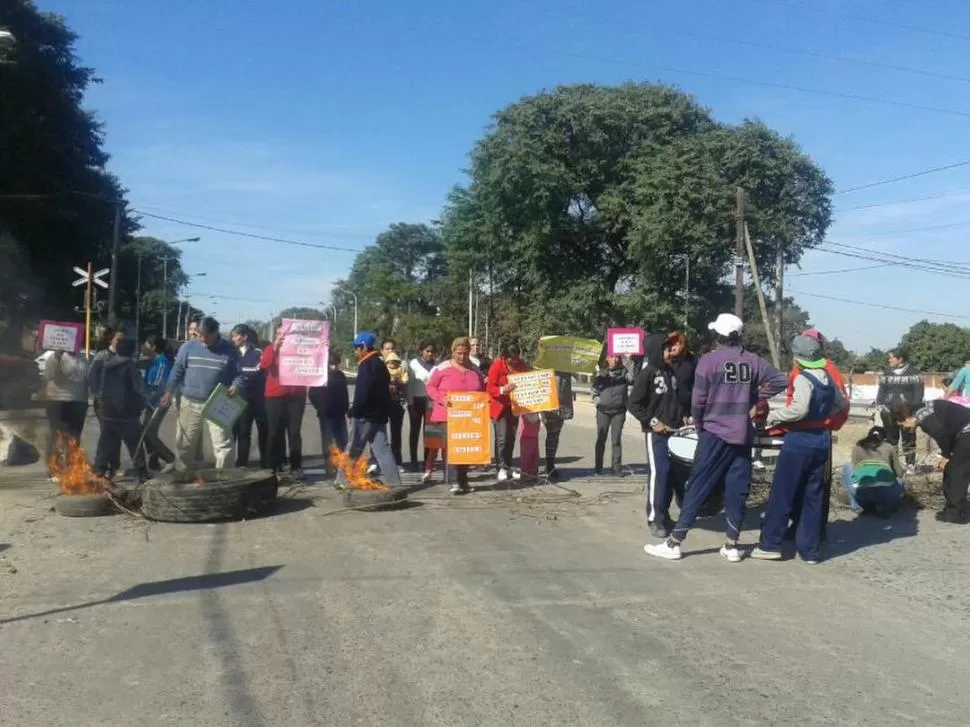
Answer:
[
  {"left": 535, "top": 335, "right": 603, "bottom": 374},
  {"left": 37, "top": 320, "right": 84, "bottom": 354},
  {"left": 446, "top": 391, "right": 492, "bottom": 465},
  {"left": 508, "top": 369, "right": 560, "bottom": 415},
  {"left": 607, "top": 328, "right": 644, "bottom": 357},
  {"left": 201, "top": 383, "right": 248, "bottom": 431},
  {"left": 279, "top": 318, "right": 329, "bottom": 387}
]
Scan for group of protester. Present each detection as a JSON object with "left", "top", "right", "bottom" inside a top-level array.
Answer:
[{"left": 39, "top": 309, "right": 970, "bottom": 558}]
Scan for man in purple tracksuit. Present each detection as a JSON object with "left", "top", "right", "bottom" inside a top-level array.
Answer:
[{"left": 644, "top": 313, "right": 788, "bottom": 563}]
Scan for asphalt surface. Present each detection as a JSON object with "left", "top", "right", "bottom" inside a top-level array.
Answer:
[{"left": 1, "top": 401, "right": 968, "bottom": 726}]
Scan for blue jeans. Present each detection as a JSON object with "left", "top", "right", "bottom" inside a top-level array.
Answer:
[
  {"left": 319, "top": 415, "right": 349, "bottom": 455},
  {"left": 840, "top": 463, "right": 903, "bottom": 513},
  {"left": 345, "top": 418, "right": 402, "bottom": 487}
]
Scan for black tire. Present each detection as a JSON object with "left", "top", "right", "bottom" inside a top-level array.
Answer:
[
  {"left": 140, "top": 468, "right": 278, "bottom": 523},
  {"left": 55, "top": 493, "right": 115, "bottom": 518},
  {"left": 342, "top": 487, "right": 408, "bottom": 511}
]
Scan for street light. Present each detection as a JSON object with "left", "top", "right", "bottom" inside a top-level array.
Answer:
[{"left": 160, "top": 237, "right": 201, "bottom": 340}]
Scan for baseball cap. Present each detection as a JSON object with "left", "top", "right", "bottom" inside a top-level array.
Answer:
[
  {"left": 791, "top": 334, "right": 826, "bottom": 369},
  {"left": 801, "top": 328, "right": 828, "bottom": 346},
  {"left": 351, "top": 331, "right": 377, "bottom": 348},
  {"left": 708, "top": 313, "right": 744, "bottom": 337}
]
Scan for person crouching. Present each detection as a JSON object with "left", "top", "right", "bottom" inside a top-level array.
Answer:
[{"left": 753, "top": 335, "right": 848, "bottom": 564}]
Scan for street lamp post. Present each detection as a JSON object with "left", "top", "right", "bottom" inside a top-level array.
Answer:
[
  {"left": 160, "top": 237, "right": 200, "bottom": 339},
  {"left": 350, "top": 292, "right": 359, "bottom": 336}
]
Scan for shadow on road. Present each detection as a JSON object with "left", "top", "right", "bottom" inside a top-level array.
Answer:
[
  {"left": 0, "top": 564, "right": 283, "bottom": 625},
  {"left": 824, "top": 507, "right": 920, "bottom": 559}
]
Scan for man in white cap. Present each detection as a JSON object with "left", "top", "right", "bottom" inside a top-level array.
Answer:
[{"left": 644, "top": 313, "right": 787, "bottom": 563}]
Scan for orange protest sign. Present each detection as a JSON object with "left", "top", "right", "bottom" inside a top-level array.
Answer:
[
  {"left": 446, "top": 391, "right": 492, "bottom": 466},
  {"left": 508, "top": 369, "right": 559, "bottom": 415}
]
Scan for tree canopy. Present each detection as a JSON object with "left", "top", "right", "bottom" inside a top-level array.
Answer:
[
  {"left": 897, "top": 321, "right": 970, "bottom": 373},
  {"left": 440, "top": 83, "right": 833, "bottom": 348}
]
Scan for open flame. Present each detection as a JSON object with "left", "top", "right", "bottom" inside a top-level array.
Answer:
[
  {"left": 194, "top": 473, "right": 205, "bottom": 486},
  {"left": 328, "top": 447, "right": 389, "bottom": 491},
  {"left": 49, "top": 435, "right": 110, "bottom": 494}
]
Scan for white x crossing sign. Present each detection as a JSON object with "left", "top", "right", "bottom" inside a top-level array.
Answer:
[{"left": 72, "top": 266, "right": 110, "bottom": 289}]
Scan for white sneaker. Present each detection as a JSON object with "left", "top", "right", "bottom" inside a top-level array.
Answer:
[
  {"left": 720, "top": 545, "right": 742, "bottom": 563},
  {"left": 511, "top": 470, "right": 521, "bottom": 481},
  {"left": 367, "top": 464, "right": 379, "bottom": 475},
  {"left": 750, "top": 547, "right": 782, "bottom": 561},
  {"left": 497, "top": 468, "right": 509, "bottom": 483},
  {"left": 752, "top": 460, "right": 766, "bottom": 471},
  {"left": 421, "top": 471, "right": 432, "bottom": 483},
  {"left": 644, "top": 541, "right": 682, "bottom": 560}
]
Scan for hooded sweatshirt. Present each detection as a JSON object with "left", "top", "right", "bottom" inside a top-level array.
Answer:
[
  {"left": 98, "top": 355, "right": 147, "bottom": 420},
  {"left": 876, "top": 362, "right": 924, "bottom": 409},
  {"left": 627, "top": 334, "right": 683, "bottom": 431},
  {"left": 591, "top": 364, "right": 633, "bottom": 414},
  {"left": 44, "top": 352, "right": 89, "bottom": 403},
  {"left": 385, "top": 352, "right": 409, "bottom": 405},
  {"left": 691, "top": 343, "right": 788, "bottom": 445}
]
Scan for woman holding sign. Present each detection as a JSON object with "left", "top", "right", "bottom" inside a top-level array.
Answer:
[
  {"left": 426, "top": 337, "right": 486, "bottom": 495},
  {"left": 486, "top": 343, "right": 529, "bottom": 482}
]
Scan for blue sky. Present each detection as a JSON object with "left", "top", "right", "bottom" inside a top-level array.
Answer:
[{"left": 41, "top": 0, "right": 970, "bottom": 352}]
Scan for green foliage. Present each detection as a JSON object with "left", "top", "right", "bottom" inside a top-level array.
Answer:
[
  {"left": 0, "top": 1, "right": 136, "bottom": 335},
  {"left": 897, "top": 321, "right": 970, "bottom": 372},
  {"left": 822, "top": 338, "right": 855, "bottom": 370},
  {"left": 277, "top": 307, "right": 328, "bottom": 321},
  {"left": 441, "top": 83, "right": 833, "bottom": 346},
  {"left": 857, "top": 348, "right": 887, "bottom": 373}
]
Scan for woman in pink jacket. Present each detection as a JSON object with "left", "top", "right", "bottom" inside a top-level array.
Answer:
[{"left": 426, "top": 336, "right": 486, "bottom": 494}]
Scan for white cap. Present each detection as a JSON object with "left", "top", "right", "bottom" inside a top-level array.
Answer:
[{"left": 708, "top": 313, "right": 744, "bottom": 337}]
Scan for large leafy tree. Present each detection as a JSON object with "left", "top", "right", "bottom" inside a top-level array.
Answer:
[
  {"left": 0, "top": 1, "right": 136, "bottom": 349},
  {"left": 897, "top": 321, "right": 970, "bottom": 372},
  {"left": 441, "top": 83, "right": 833, "bottom": 348}
]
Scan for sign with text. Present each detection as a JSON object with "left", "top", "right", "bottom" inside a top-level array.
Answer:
[
  {"left": 279, "top": 318, "right": 330, "bottom": 387},
  {"left": 201, "top": 384, "right": 248, "bottom": 431},
  {"left": 37, "top": 320, "right": 84, "bottom": 354},
  {"left": 446, "top": 391, "right": 492, "bottom": 465},
  {"left": 607, "top": 328, "right": 644, "bottom": 357},
  {"left": 535, "top": 335, "right": 603, "bottom": 374},
  {"left": 508, "top": 368, "right": 560, "bottom": 415}
]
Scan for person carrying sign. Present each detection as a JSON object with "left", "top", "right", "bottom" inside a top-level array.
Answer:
[
  {"left": 260, "top": 322, "right": 309, "bottom": 480},
  {"left": 644, "top": 313, "right": 787, "bottom": 563},
  {"left": 486, "top": 343, "right": 529, "bottom": 482}
]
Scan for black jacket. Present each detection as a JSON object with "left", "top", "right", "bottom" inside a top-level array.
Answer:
[
  {"left": 876, "top": 363, "right": 924, "bottom": 409},
  {"left": 669, "top": 353, "right": 698, "bottom": 415},
  {"left": 309, "top": 369, "right": 350, "bottom": 419},
  {"left": 915, "top": 400, "right": 970, "bottom": 459},
  {"left": 350, "top": 353, "right": 392, "bottom": 423},
  {"left": 592, "top": 365, "right": 633, "bottom": 414},
  {"left": 627, "top": 334, "right": 683, "bottom": 431},
  {"left": 98, "top": 355, "right": 147, "bottom": 421}
]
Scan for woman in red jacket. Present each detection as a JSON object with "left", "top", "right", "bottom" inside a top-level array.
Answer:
[
  {"left": 486, "top": 343, "right": 529, "bottom": 482},
  {"left": 260, "top": 322, "right": 308, "bottom": 480}
]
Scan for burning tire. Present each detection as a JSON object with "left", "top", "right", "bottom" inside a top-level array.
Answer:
[
  {"left": 55, "top": 493, "right": 114, "bottom": 518},
  {"left": 140, "top": 468, "right": 279, "bottom": 523},
  {"left": 342, "top": 487, "right": 408, "bottom": 511}
]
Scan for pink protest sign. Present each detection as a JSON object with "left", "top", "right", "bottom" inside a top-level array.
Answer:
[
  {"left": 38, "top": 320, "right": 84, "bottom": 354},
  {"left": 278, "top": 319, "right": 330, "bottom": 387},
  {"left": 607, "top": 328, "right": 644, "bottom": 357}
]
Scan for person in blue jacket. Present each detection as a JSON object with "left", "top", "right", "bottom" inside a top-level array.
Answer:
[
  {"left": 230, "top": 324, "right": 268, "bottom": 468},
  {"left": 309, "top": 349, "right": 350, "bottom": 475},
  {"left": 133, "top": 334, "right": 175, "bottom": 473}
]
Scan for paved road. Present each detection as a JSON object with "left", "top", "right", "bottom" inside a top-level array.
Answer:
[{"left": 1, "top": 402, "right": 967, "bottom": 725}]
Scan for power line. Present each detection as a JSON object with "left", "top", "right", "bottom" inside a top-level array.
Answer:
[
  {"left": 788, "top": 289, "right": 970, "bottom": 321},
  {"left": 788, "top": 262, "right": 894, "bottom": 277},
  {"left": 834, "top": 159, "right": 970, "bottom": 195},
  {"left": 132, "top": 210, "right": 364, "bottom": 253},
  {"left": 192, "top": 291, "right": 326, "bottom": 307},
  {"left": 840, "top": 187, "right": 970, "bottom": 211},
  {"left": 836, "top": 218, "right": 970, "bottom": 239},
  {"left": 824, "top": 240, "right": 970, "bottom": 269},
  {"left": 815, "top": 244, "right": 970, "bottom": 279},
  {"left": 749, "top": 0, "right": 970, "bottom": 43}
]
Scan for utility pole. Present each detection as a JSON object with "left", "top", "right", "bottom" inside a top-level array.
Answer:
[
  {"left": 106, "top": 201, "right": 123, "bottom": 327},
  {"left": 134, "top": 253, "right": 142, "bottom": 345},
  {"left": 743, "top": 224, "right": 779, "bottom": 367},
  {"left": 775, "top": 242, "right": 785, "bottom": 354},
  {"left": 85, "top": 262, "right": 93, "bottom": 356},
  {"left": 734, "top": 187, "right": 745, "bottom": 319},
  {"left": 161, "top": 257, "right": 170, "bottom": 340}
]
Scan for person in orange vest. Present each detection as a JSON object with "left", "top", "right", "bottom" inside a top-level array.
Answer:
[{"left": 766, "top": 328, "right": 849, "bottom": 542}]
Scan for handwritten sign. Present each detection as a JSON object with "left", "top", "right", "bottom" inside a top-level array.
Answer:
[
  {"left": 37, "top": 320, "right": 84, "bottom": 354},
  {"left": 607, "top": 328, "right": 644, "bottom": 357},
  {"left": 535, "top": 335, "right": 603, "bottom": 374},
  {"left": 446, "top": 391, "right": 492, "bottom": 465},
  {"left": 508, "top": 369, "right": 560, "bottom": 415},
  {"left": 279, "top": 318, "right": 329, "bottom": 387},
  {"left": 201, "top": 384, "right": 248, "bottom": 431}
]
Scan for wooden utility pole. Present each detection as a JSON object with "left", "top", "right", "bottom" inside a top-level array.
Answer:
[
  {"left": 743, "top": 224, "right": 779, "bottom": 367},
  {"left": 775, "top": 243, "right": 785, "bottom": 355},
  {"left": 84, "top": 262, "right": 93, "bottom": 357},
  {"left": 734, "top": 188, "right": 745, "bottom": 318},
  {"left": 106, "top": 201, "right": 123, "bottom": 327}
]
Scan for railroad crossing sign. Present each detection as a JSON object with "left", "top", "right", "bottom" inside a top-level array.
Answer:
[{"left": 72, "top": 265, "right": 109, "bottom": 289}]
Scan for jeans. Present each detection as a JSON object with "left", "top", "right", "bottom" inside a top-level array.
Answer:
[
  {"left": 266, "top": 395, "right": 306, "bottom": 471},
  {"left": 494, "top": 409, "right": 519, "bottom": 470},
  {"left": 235, "top": 397, "right": 268, "bottom": 468},
  {"left": 175, "top": 398, "right": 234, "bottom": 471},
  {"left": 594, "top": 409, "right": 625, "bottom": 471},
  {"left": 346, "top": 418, "right": 402, "bottom": 487},
  {"left": 408, "top": 397, "right": 428, "bottom": 467},
  {"left": 94, "top": 417, "right": 143, "bottom": 477},
  {"left": 840, "top": 463, "right": 903, "bottom": 513},
  {"left": 880, "top": 410, "right": 918, "bottom": 467}
]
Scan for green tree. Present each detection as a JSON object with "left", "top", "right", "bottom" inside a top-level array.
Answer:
[
  {"left": 0, "top": 1, "right": 135, "bottom": 349},
  {"left": 277, "top": 307, "right": 328, "bottom": 321},
  {"left": 857, "top": 348, "right": 887, "bottom": 373},
  {"left": 740, "top": 290, "right": 811, "bottom": 367},
  {"left": 441, "top": 83, "right": 832, "bottom": 347},
  {"left": 822, "top": 338, "right": 856, "bottom": 370},
  {"left": 897, "top": 321, "right": 970, "bottom": 372}
]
